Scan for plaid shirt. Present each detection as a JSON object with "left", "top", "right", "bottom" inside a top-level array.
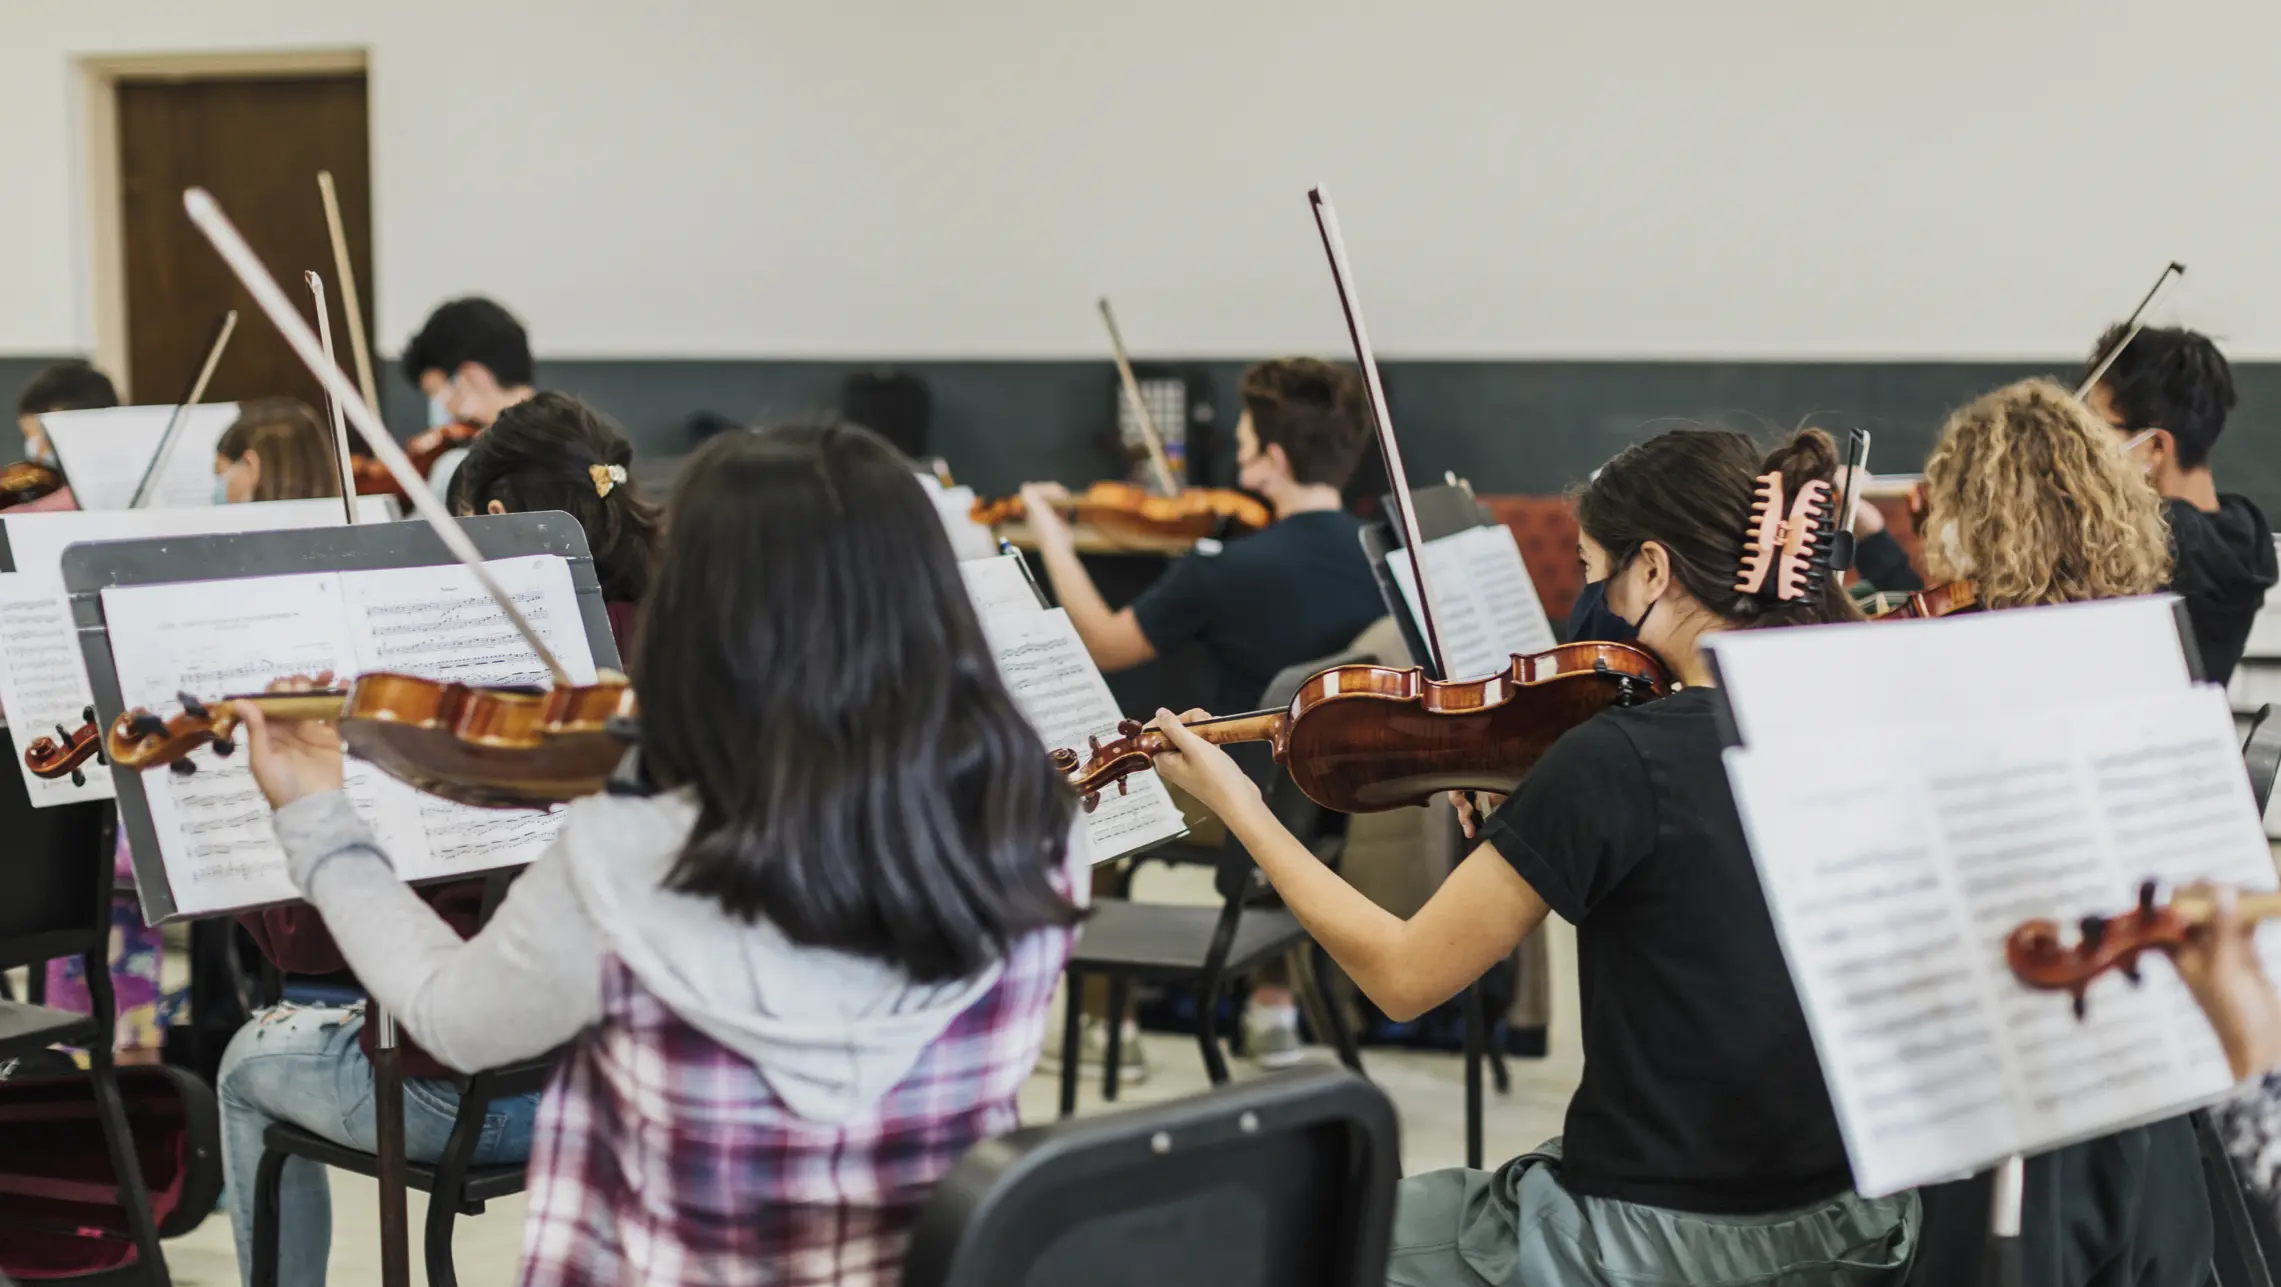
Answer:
[{"left": 516, "top": 923, "right": 1070, "bottom": 1287}]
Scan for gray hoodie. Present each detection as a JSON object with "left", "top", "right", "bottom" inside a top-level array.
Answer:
[{"left": 274, "top": 786, "right": 1088, "bottom": 1123}]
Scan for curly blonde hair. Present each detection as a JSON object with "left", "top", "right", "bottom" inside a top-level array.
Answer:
[{"left": 1921, "top": 378, "right": 2170, "bottom": 607}]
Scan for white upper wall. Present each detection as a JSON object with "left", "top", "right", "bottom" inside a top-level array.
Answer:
[{"left": 5, "top": 0, "right": 2279, "bottom": 360}]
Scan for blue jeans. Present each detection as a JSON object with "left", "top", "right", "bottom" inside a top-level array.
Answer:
[{"left": 216, "top": 1005, "right": 540, "bottom": 1287}]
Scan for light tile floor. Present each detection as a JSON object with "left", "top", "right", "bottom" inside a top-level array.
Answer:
[{"left": 155, "top": 1036, "right": 1583, "bottom": 1286}]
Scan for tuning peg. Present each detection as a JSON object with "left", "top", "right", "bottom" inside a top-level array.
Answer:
[
  {"left": 210, "top": 737, "right": 236, "bottom": 758},
  {"left": 2137, "top": 879, "right": 2160, "bottom": 922},
  {"left": 1082, "top": 793, "right": 1101, "bottom": 814},
  {"left": 53, "top": 723, "right": 70, "bottom": 742},
  {"left": 1117, "top": 778, "right": 1129, "bottom": 797},
  {"left": 168, "top": 759, "right": 197, "bottom": 777},
  {"left": 1089, "top": 734, "right": 1102, "bottom": 754},
  {"left": 2078, "top": 916, "right": 2108, "bottom": 951},
  {"left": 1116, "top": 719, "right": 1144, "bottom": 737},
  {"left": 177, "top": 692, "right": 209, "bottom": 721},
  {"left": 69, "top": 769, "right": 84, "bottom": 787},
  {"left": 2120, "top": 949, "right": 2142, "bottom": 985},
  {"left": 80, "top": 705, "right": 93, "bottom": 725},
  {"left": 124, "top": 712, "right": 166, "bottom": 740},
  {"left": 2071, "top": 990, "right": 2088, "bottom": 1021}
]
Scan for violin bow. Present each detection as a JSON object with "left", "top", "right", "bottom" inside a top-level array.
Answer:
[
  {"left": 317, "top": 171, "right": 383, "bottom": 415},
  {"left": 1097, "top": 298, "right": 1181, "bottom": 497},
  {"left": 1307, "top": 188, "right": 1455, "bottom": 682},
  {"left": 2075, "top": 261, "right": 2185, "bottom": 401},
  {"left": 184, "top": 188, "right": 572, "bottom": 685},
  {"left": 304, "top": 273, "right": 362, "bottom": 525},
  {"left": 128, "top": 309, "right": 238, "bottom": 509}
]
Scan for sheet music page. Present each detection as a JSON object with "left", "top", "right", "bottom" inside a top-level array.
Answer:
[
  {"left": 99, "top": 573, "right": 423, "bottom": 918},
  {"left": 960, "top": 553, "right": 1045, "bottom": 617},
  {"left": 40, "top": 404, "right": 243, "bottom": 511},
  {"left": 339, "top": 555, "right": 598, "bottom": 882},
  {"left": 0, "top": 574, "right": 108, "bottom": 805},
  {"left": 980, "top": 608, "right": 1185, "bottom": 862},
  {"left": 932, "top": 485, "right": 1001, "bottom": 560},
  {"left": 1385, "top": 525, "right": 1556, "bottom": 680},
  {"left": 3, "top": 496, "right": 393, "bottom": 579},
  {"left": 1719, "top": 643, "right": 2278, "bottom": 1193}
]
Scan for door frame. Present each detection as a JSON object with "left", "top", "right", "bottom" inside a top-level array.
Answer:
[{"left": 80, "top": 48, "right": 368, "bottom": 399}]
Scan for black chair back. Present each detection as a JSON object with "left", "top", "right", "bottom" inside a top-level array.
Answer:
[
  {"left": 0, "top": 763, "right": 112, "bottom": 973},
  {"left": 905, "top": 1066, "right": 1398, "bottom": 1287}
]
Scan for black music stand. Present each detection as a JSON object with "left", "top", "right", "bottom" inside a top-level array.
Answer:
[
  {"left": 1357, "top": 481, "right": 1509, "bottom": 1172},
  {"left": 61, "top": 510, "right": 618, "bottom": 1283},
  {"left": 63, "top": 511, "right": 619, "bottom": 923}
]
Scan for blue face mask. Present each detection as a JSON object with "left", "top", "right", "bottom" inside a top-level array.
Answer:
[
  {"left": 427, "top": 392, "right": 454, "bottom": 430},
  {"left": 213, "top": 473, "right": 232, "bottom": 505}
]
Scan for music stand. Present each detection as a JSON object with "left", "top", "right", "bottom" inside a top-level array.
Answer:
[
  {"left": 61, "top": 510, "right": 617, "bottom": 1285},
  {"left": 1356, "top": 480, "right": 1503, "bottom": 1171}
]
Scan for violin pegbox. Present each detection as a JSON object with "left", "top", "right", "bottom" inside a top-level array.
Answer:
[
  {"left": 1734, "top": 472, "right": 1784, "bottom": 596},
  {"left": 1771, "top": 479, "right": 1834, "bottom": 603}
]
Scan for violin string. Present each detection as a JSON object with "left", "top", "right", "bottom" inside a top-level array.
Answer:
[
  {"left": 1097, "top": 298, "right": 1181, "bottom": 497},
  {"left": 184, "top": 187, "right": 573, "bottom": 686}
]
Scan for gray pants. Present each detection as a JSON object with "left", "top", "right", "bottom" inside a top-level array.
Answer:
[{"left": 1387, "top": 1139, "right": 1919, "bottom": 1287}]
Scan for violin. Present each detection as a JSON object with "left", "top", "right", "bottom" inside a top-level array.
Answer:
[
  {"left": 2006, "top": 879, "right": 2280, "bottom": 1017},
  {"left": 73, "top": 674, "right": 637, "bottom": 810},
  {"left": 350, "top": 423, "right": 478, "bottom": 499},
  {"left": 1062, "top": 642, "right": 1669, "bottom": 813},
  {"left": 972, "top": 480, "right": 1272, "bottom": 542},
  {"left": 0, "top": 461, "right": 66, "bottom": 510},
  {"left": 22, "top": 705, "right": 103, "bottom": 786},
  {"left": 1870, "top": 578, "right": 1980, "bottom": 621}
]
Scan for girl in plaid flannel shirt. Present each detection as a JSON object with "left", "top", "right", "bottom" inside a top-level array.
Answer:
[{"left": 232, "top": 421, "right": 1091, "bottom": 1286}]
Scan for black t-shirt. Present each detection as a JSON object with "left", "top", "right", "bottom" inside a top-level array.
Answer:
[
  {"left": 2166, "top": 495, "right": 2278, "bottom": 688},
  {"left": 1129, "top": 510, "right": 1386, "bottom": 712},
  {"left": 1476, "top": 685, "right": 1852, "bottom": 1213}
]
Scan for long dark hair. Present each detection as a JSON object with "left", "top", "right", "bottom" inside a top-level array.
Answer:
[
  {"left": 1574, "top": 426, "right": 1859, "bottom": 629},
  {"left": 451, "top": 393, "right": 659, "bottom": 604},
  {"left": 636, "top": 419, "right": 1081, "bottom": 981}
]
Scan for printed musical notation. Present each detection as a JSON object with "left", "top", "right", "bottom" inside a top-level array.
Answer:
[
  {"left": 97, "top": 556, "right": 600, "bottom": 917},
  {"left": 982, "top": 609, "right": 1184, "bottom": 862},
  {"left": 0, "top": 574, "right": 108, "bottom": 806},
  {"left": 1385, "top": 525, "right": 1557, "bottom": 681},
  {"left": 1719, "top": 613, "right": 2281, "bottom": 1196}
]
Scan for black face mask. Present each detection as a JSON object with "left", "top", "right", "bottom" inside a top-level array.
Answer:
[{"left": 1566, "top": 578, "right": 1638, "bottom": 644}]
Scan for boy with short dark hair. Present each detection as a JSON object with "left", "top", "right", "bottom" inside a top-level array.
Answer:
[{"left": 2084, "top": 325, "right": 2277, "bottom": 684}]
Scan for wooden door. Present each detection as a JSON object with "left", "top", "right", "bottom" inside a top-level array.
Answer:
[{"left": 116, "top": 74, "right": 372, "bottom": 411}]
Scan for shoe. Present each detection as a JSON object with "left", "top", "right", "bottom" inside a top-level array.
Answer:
[
  {"left": 1036, "top": 1017, "right": 1150, "bottom": 1084},
  {"left": 1246, "top": 1005, "right": 1307, "bottom": 1070}
]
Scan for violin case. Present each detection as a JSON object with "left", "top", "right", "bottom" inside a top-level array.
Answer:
[{"left": 0, "top": 1062, "right": 221, "bottom": 1281}]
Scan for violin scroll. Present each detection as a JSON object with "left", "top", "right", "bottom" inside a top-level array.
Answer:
[
  {"left": 24, "top": 705, "right": 107, "bottom": 786},
  {"left": 2006, "top": 879, "right": 2197, "bottom": 1017}
]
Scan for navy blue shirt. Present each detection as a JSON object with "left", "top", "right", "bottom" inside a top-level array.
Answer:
[{"left": 1129, "top": 510, "right": 1385, "bottom": 713}]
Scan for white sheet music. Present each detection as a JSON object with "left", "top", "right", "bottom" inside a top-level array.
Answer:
[
  {"left": 39, "top": 405, "right": 243, "bottom": 511},
  {"left": 0, "top": 575, "right": 107, "bottom": 805},
  {"left": 2, "top": 496, "right": 394, "bottom": 577},
  {"left": 960, "top": 553, "right": 1045, "bottom": 617},
  {"left": 0, "top": 498, "right": 398, "bottom": 807},
  {"left": 981, "top": 609, "right": 1184, "bottom": 862},
  {"left": 1711, "top": 601, "right": 2281, "bottom": 1196},
  {"left": 1385, "top": 524, "right": 1556, "bottom": 680},
  {"left": 933, "top": 485, "right": 1001, "bottom": 560},
  {"left": 98, "top": 556, "right": 597, "bottom": 918}
]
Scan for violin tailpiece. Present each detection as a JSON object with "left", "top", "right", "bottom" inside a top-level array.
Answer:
[{"left": 1734, "top": 472, "right": 1785, "bottom": 596}]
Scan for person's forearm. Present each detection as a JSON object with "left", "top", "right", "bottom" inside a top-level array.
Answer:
[
  {"left": 1037, "top": 541, "right": 1123, "bottom": 658},
  {"left": 1216, "top": 792, "right": 1435, "bottom": 1019},
  {"left": 274, "top": 791, "right": 600, "bottom": 1071}
]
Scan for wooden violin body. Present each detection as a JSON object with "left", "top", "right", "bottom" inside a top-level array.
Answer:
[
  {"left": 101, "top": 673, "right": 637, "bottom": 809},
  {"left": 1063, "top": 641, "right": 1671, "bottom": 814},
  {"left": 973, "top": 481, "right": 1271, "bottom": 541},
  {"left": 0, "top": 461, "right": 67, "bottom": 511},
  {"left": 1870, "top": 579, "right": 1979, "bottom": 621}
]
